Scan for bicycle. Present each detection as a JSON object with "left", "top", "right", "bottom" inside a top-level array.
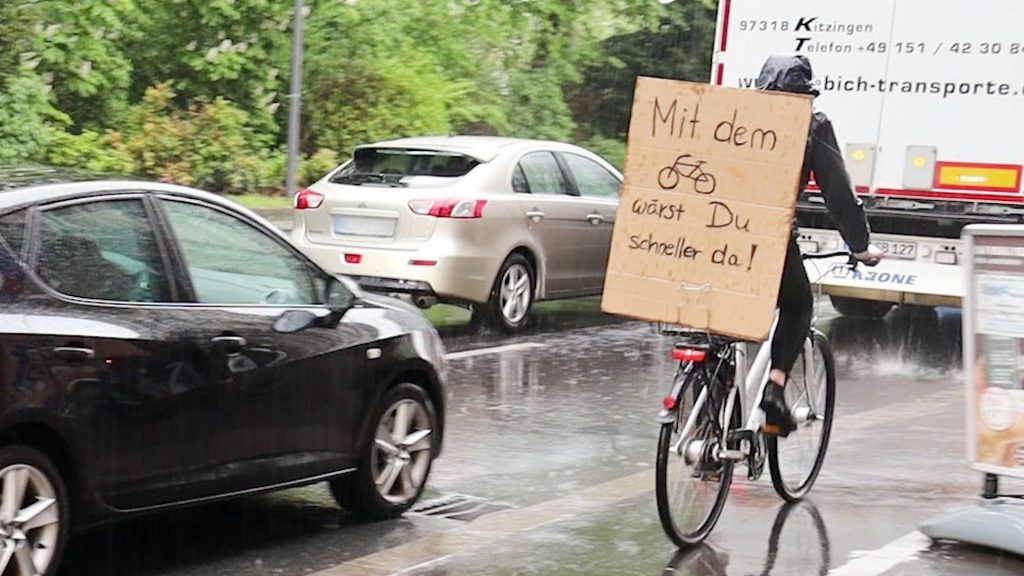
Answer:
[
  {"left": 658, "top": 154, "right": 717, "bottom": 194},
  {"left": 654, "top": 251, "right": 853, "bottom": 547}
]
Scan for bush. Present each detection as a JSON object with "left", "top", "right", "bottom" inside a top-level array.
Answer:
[
  {"left": 0, "top": 72, "right": 71, "bottom": 164},
  {"left": 44, "top": 130, "right": 134, "bottom": 174},
  {"left": 301, "top": 148, "right": 340, "bottom": 186},
  {"left": 304, "top": 54, "right": 453, "bottom": 154},
  {"left": 581, "top": 136, "right": 626, "bottom": 171},
  {"left": 121, "top": 82, "right": 281, "bottom": 194}
]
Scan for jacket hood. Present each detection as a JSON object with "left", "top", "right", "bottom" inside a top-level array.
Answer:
[{"left": 755, "top": 54, "right": 819, "bottom": 96}]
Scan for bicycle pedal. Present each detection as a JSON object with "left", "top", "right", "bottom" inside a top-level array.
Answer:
[{"left": 762, "top": 424, "right": 793, "bottom": 438}]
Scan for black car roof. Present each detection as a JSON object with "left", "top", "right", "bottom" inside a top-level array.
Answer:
[{"left": 0, "top": 166, "right": 275, "bottom": 232}]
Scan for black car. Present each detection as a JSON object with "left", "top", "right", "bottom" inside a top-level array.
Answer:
[{"left": 0, "top": 167, "right": 447, "bottom": 576}]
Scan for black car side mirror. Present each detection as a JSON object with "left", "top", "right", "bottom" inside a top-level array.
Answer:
[
  {"left": 273, "top": 309, "right": 318, "bottom": 333},
  {"left": 326, "top": 275, "right": 361, "bottom": 314},
  {"left": 274, "top": 276, "right": 361, "bottom": 333}
]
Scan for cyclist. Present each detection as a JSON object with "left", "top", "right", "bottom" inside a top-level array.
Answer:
[{"left": 754, "top": 54, "right": 883, "bottom": 436}]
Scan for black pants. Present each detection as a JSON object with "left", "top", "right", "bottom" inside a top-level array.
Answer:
[{"left": 771, "top": 237, "right": 813, "bottom": 374}]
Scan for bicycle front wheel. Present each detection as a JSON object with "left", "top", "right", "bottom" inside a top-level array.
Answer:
[
  {"left": 768, "top": 329, "right": 836, "bottom": 502},
  {"left": 656, "top": 370, "right": 733, "bottom": 547}
]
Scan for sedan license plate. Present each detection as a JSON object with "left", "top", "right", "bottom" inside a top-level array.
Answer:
[
  {"left": 333, "top": 215, "right": 396, "bottom": 238},
  {"left": 875, "top": 240, "right": 917, "bottom": 260}
]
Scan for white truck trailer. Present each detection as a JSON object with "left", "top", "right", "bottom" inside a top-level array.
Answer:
[{"left": 713, "top": 0, "right": 1024, "bottom": 316}]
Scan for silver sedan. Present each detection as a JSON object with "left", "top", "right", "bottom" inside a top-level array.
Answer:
[{"left": 291, "top": 136, "right": 623, "bottom": 331}]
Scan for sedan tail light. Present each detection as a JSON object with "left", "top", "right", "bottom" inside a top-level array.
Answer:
[
  {"left": 294, "top": 188, "right": 325, "bottom": 210},
  {"left": 409, "top": 199, "right": 487, "bottom": 219}
]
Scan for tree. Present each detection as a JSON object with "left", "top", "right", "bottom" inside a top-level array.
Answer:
[
  {"left": 0, "top": 2, "right": 38, "bottom": 85},
  {"left": 571, "top": 0, "right": 718, "bottom": 143},
  {"left": 0, "top": 0, "right": 722, "bottom": 193},
  {"left": 125, "top": 0, "right": 292, "bottom": 139},
  {"left": 300, "top": 0, "right": 667, "bottom": 149},
  {"left": 0, "top": 72, "right": 71, "bottom": 164},
  {"left": 27, "top": 0, "right": 141, "bottom": 128}
]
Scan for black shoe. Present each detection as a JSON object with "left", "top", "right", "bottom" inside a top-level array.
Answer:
[{"left": 760, "top": 383, "right": 797, "bottom": 437}]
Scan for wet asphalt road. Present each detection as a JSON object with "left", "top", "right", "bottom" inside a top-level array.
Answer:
[{"left": 60, "top": 299, "right": 1024, "bottom": 576}]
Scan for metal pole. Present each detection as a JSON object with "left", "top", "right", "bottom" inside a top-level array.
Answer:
[{"left": 285, "top": 0, "right": 304, "bottom": 195}]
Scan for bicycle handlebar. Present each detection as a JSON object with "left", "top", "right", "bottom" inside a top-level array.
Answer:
[{"left": 801, "top": 250, "right": 852, "bottom": 261}]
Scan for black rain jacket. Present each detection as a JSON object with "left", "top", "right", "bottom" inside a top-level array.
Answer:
[{"left": 756, "top": 54, "right": 871, "bottom": 253}]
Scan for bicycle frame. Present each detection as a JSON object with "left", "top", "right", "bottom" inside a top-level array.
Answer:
[
  {"left": 671, "top": 296, "right": 836, "bottom": 468},
  {"left": 670, "top": 318, "right": 819, "bottom": 464},
  {"left": 664, "top": 251, "right": 850, "bottom": 462}
]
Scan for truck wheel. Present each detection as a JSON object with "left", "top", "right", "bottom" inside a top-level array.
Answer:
[{"left": 829, "top": 295, "right": 894, "bottom": 319}]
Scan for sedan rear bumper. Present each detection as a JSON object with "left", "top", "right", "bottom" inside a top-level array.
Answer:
[
  {"left": 349, "top": 276, "right": 435, "bottom": 295},
  {"left": 294, "top": 239, "right": 496, "bottom": 304}
]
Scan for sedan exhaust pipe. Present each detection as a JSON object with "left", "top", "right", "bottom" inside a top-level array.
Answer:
[{"left": 414, "top": 296, "right": 438, "bottom": 309}]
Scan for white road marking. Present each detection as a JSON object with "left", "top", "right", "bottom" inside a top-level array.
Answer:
[
  {"left": 828, "top": 530, "right": 932, "bottom": 576},
  {"left": 395, "top": 554, "right": 453, "bottom": 575},
  {"left": 444, "top": 342, "right": 546, "bottom": 360}
]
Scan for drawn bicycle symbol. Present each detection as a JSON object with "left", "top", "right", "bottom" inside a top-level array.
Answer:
[{"left": 658, "top": 154, "right": 717, "bottom": 194}]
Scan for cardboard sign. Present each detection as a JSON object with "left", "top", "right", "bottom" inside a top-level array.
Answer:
[
  {"left": 964, "top": 226, "right": 1024, "bottom": 479},
  {"left": 601, "top": 77, "right": 813, "bottom": 340}
]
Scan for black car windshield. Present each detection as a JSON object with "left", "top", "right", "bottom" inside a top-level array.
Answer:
[{"left": 331, "top": 148, "right": 480, "bottom": 187}]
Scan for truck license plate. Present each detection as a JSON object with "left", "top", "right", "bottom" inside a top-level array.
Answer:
[{"left": 875, "top": 241, "right": 917, "bottom": 260}]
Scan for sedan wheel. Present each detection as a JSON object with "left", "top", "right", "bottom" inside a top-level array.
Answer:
[
  {"left": 329, "top": 383, "right": 437, "bottom": 519},
  {"left": 0, "top": 447, "right": 68, "bottom": 576},
  {"left": 499, "top": 263, "right": 532, "bottom": 326},
  {"left": 479, "top": 254, "right": 535, "bottom": 333}
]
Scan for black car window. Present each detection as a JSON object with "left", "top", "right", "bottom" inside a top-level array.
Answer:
[
  {"left": 0, "top": 209, "right": 27, "bottom": 258},
  {"left": 161, "top": 200, "right": 317, "bottom": 306},
  {"left": 36, "top": 199, "right": 172, "bottom": 302},
  {"left": 516, "top": 152, "right": 571, "bottom": 195},
  {"left": 562, "top": 153, "right": 621, "bottom": 199}
]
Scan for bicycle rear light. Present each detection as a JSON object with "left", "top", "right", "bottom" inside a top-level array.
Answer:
[{"left": 671, "top": 348, "right": 707, "bottom": 362}]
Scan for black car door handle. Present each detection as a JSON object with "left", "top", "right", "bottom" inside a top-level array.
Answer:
[
  {"left": 53, "top": 347, "right": 95, "bottom": 361},
  {"left": 211, "top": 335, "right": 247, "bottom": 354}
]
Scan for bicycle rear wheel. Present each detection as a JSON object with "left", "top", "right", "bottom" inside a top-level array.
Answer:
[
  {"left": 656, "top": 369, "right": 733, "bottom": 547},
  {"left": 768, "top": 330, "right": 836, "bottom": 502}
]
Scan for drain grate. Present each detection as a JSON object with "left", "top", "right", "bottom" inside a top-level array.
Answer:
[{"left": 410, "top": 494, "right": 515, "bottom": 522}]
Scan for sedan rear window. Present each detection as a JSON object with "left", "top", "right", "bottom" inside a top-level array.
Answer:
[{"left": 331, "top": 148, "right": 479, "bottom": 187}]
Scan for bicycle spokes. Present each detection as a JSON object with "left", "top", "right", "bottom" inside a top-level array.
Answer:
[
  {"left": 768, "top": 332, "right": 837, "bottom": 502},
  {"left": 657, "top": 376, "right": 734, "bottom": 547}
]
